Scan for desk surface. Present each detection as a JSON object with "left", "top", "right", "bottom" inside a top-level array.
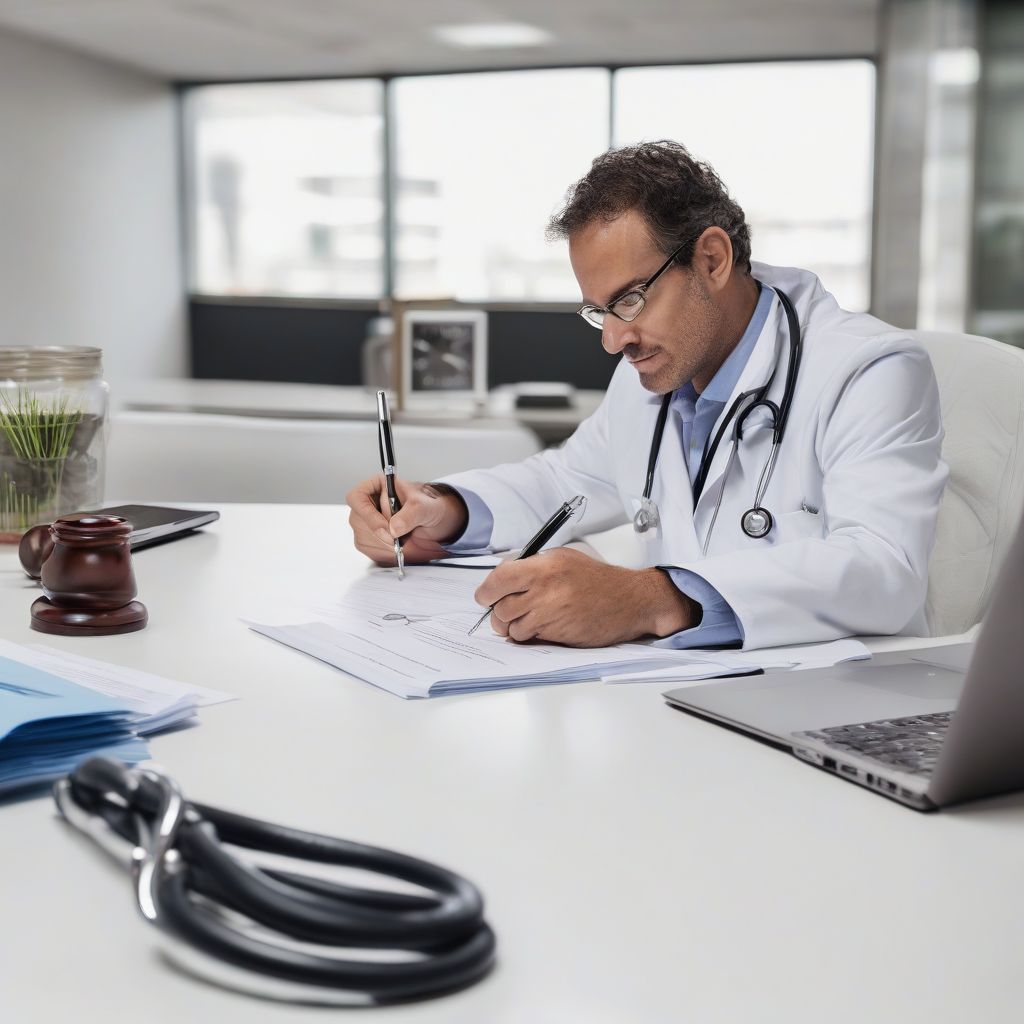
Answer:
[{"left": 1, "top": 506, "right": 1020, "bottom": 1024}]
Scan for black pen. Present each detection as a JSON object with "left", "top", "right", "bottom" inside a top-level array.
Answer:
[
  {"left": 468, "top": 495, "right": 586, "bottom": 636},
  {"left": 376, "top": 390, "right": 405, "bottom": 579}
]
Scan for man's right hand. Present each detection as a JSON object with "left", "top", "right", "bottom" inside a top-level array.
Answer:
[{"left": 346, "top": 477, "right": 469, "bottom": 566}]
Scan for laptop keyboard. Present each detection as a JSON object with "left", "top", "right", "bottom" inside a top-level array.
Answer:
[{"left": 797, "top": 711, "right": 953, "bottom": 777}]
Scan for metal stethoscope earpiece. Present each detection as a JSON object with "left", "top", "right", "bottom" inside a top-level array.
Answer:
[{"left": 634, "top": 286, "right": 803, "bottom": 546}]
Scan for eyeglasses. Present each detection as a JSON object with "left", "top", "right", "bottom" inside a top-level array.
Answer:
[{"left": 577, "top": 240, "right": 690, "bottom": 330}]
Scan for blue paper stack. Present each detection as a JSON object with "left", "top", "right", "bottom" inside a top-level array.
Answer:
[{"left": 0, "top": 655, "right": 149, "bottom": 798}]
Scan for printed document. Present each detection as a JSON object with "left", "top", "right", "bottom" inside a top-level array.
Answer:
[{"left": 244, "top": 566, "right": 704, "bottom": 699}]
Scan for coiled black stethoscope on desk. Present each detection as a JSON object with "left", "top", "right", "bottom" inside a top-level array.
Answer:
[
  {"left": 54, "top": 757, "right": 496, "bottom": 1006},
  {"left": 633, "top": 286, "right": 803, "bottom": 547}
]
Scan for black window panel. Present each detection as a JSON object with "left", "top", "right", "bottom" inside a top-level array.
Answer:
[{"left": 190, "top": 302, "right": 617, "bottom": 391}]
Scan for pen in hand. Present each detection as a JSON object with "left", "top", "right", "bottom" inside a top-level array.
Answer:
[
  {"left": 376, "top": 390, "right": 405, "bottom": 579},
  {"left": 468, "top": 495, "right": 586, "bottom": 636}
]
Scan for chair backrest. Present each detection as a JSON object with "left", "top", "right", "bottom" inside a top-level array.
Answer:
[
  {"left": 911, "top": 330, "right": 1024, "bottom": 636},
  {"left": 105, "top": 411, "right": 542, "bottom": 505}
]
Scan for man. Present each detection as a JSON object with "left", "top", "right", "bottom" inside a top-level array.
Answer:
[{"left": 347, "top": 141, "right": 947, "bottom": 650}]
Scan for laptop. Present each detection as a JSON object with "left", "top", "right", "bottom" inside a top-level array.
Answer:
[{"left": 664, "top": 508, "right": 1024, "bottom": 811}]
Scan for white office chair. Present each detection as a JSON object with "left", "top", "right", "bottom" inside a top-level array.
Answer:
[
  {"left": 105, "top": 411, "right": 542, "bottom": 505},
  {"left": 911, "top": 330, "right": 1024, "bottom": 636}
]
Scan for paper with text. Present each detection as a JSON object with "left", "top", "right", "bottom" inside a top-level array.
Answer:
[{"left": 244, "top": 565, "right": 700, "bottom": 699}]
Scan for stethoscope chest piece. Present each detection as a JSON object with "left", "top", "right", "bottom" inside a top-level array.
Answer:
[
  {"left": 633, "top": 496, "right": 660, "bottom": 534},
  {"left": 741, "top": 506, "right": 773, "bottom": 539}
]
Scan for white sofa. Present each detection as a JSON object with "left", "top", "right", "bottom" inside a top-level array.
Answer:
[{"left": 105, "top": 411, "right": 542, "bottom": 505}]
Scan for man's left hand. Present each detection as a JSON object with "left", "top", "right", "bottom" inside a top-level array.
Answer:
[{"left": 473, "top": 548, "right": 698, "bottom": 647}]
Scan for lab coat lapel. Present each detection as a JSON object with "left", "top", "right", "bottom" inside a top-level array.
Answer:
[{"left": 649, "top": 403, "right": 699, "bottom": 563}]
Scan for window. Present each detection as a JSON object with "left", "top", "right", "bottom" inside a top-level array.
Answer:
[
  {"left": 184, "top": 62, "right": 877, "bottom": 310},
  {"left": 972, "top": 1, "right": 1024, "bottom": 347},
  {"left": 187, "top": 80, "right": 385, "bottom": 299},
  {"left": 614, "top": 61, "right": 876, "bottom": 311},
  {"left": 391, "top": 69, "right": 610, "bottom": 302}
]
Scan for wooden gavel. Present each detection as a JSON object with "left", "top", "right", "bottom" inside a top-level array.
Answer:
[{"left": 19, "top": 514, "right": 148, "bottom": 636}]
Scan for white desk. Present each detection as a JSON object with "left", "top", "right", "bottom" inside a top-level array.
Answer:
[{"left": 1, "top": 506, "right": 1021, "bottom": 1023}]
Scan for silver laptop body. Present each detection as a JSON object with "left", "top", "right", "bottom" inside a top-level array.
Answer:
[{"left": 664, "top": 510, "right": 1024, "bottom": 811}]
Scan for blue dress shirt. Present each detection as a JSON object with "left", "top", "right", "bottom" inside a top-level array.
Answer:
[
  {"left": 448, "top": 283, "right": 775, "bottom": 649},
  {"left": 653, "top": 282, "right": 773, "bottom": 648}
]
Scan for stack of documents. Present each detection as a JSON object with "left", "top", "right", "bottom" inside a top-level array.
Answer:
[
  {"left": 0, "top": 640, "right": 235, "bottom": 797},
  {"left": 0, "top": 641, "right": 235, "bottom": 735},
  {"left": 0, "top": 654, "right": 147, "bottom": 797},
  {"left": 245, "top": 567, "right": 870, "bottom": 700}
]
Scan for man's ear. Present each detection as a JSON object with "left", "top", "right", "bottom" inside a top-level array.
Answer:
[{"left": 692, "top": 227, "right": 735, "bottom": 294}]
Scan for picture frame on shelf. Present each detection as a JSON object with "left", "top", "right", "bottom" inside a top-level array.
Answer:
[{"left": 397, "top": 309, "right": 487, "bottom": 411}]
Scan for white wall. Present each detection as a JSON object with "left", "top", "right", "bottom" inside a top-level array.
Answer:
[{"left": 0, "top": 28, "right": 185, "bottom": 392}]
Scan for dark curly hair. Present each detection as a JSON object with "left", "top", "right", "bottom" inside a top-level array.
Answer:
[{"left": 547, "top": 140, "right": 751, "bottom": 273}]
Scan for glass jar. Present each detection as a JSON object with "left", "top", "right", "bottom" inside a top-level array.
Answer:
[{"left": 0, "top": 347, "right": 109, "bottom": 542}]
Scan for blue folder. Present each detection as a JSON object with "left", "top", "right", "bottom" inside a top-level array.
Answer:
[{"left": 0, "top": 656, "right": 149, "bottom": 797}]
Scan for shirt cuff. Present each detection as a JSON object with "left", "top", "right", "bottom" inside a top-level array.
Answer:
[
  {"left": 442, "top": 486, "right": 495, "bottom": 552},
  {"left": 652, "top": 567, "right": 744, "bottom": 649}
]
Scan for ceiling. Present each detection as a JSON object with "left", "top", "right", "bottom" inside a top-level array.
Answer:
[{"left": 0, "top": 0, "right": 881, "bottom": 81}]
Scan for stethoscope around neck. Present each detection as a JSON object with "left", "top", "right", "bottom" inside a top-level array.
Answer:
[{"left": 633, "top": 287, "right": 803, "bottom": 545}]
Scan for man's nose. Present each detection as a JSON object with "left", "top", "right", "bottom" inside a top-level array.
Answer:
[{"left": 601, "top": 316, "right": 640, "bottom": 356}]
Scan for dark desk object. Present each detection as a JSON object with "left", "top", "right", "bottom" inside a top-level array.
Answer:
[
  {"left": 18, "top": 524, "right": 55, "bottom": 580},
  {"left": 510, "top": 382, "right": 576, "bottom": 410},
  {"left": 94, "top": 504, "right": 220, "bottom": 549},
  {"left": 30, "top": 514, "right": 148, "bottom": 636},
  {"left": 18, "top": 507, "right": 220, "bottom": 578}
]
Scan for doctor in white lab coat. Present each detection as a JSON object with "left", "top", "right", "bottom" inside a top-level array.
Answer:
[{"left": 346, "top": 142, "right": 947, "bottom": 651}]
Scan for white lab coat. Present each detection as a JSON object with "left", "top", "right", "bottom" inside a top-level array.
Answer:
[{"left": 442, "top": 263, "right": 948, "bottom": 649}]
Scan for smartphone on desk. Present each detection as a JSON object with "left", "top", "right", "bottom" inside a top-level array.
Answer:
[{"left": 94, "top": 504, "right": 220, "bottom": 550}]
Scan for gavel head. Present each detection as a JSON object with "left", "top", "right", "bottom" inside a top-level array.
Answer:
[
  {"left": 41, "top": 514, "right": 137, "bottom": 609},
  {"left": 30, "top": 513, "right": 147, "bottom": 636}
]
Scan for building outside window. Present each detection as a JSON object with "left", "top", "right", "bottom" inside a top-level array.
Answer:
[
  {"left": 614, "top": 61, "right": 876, "bottom": 312},
  {"left": 184, "top": 62, "right": 877, "bottom": 311},
  {"left": 390, "top": 68, "right": 610, "bottom": 302},
  {"left": 187, "top": 79, "right": 385, "bottom": 299}
]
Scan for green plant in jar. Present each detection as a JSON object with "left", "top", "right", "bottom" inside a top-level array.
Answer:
[{"left": 0, "top": 391, "right": 84, "bottom": 532}]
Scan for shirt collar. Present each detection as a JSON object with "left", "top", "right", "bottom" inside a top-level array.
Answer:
[{"left": 694, "top": 281, "right": 774, "bottom": 406}]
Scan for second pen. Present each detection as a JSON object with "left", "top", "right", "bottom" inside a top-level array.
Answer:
[{"left": 376, "top": 390, "right": 405, "bottom": 579}]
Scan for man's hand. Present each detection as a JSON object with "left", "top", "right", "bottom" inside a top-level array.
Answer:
[
  {"left": 474, "top": 548, "right": 698, "bottom": 647},
  {"left": 346, "top": 478, "right": 468, "bottom": 566}
]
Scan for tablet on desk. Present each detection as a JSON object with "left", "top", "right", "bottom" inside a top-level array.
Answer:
[{"left": 95, "top": 504, "right": 220, "bottom": 549}]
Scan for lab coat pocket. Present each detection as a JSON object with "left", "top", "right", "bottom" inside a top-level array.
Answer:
[{"left": 771, "top": 508, "right": 826, "bottom": 545}]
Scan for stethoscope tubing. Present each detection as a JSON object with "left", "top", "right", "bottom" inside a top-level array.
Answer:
[
  {"left": 636, "top": 285, "right": 803, "bottom": 540},
  {"left": 54, "top": 757, "right": 496, "bottom": 1006}
]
